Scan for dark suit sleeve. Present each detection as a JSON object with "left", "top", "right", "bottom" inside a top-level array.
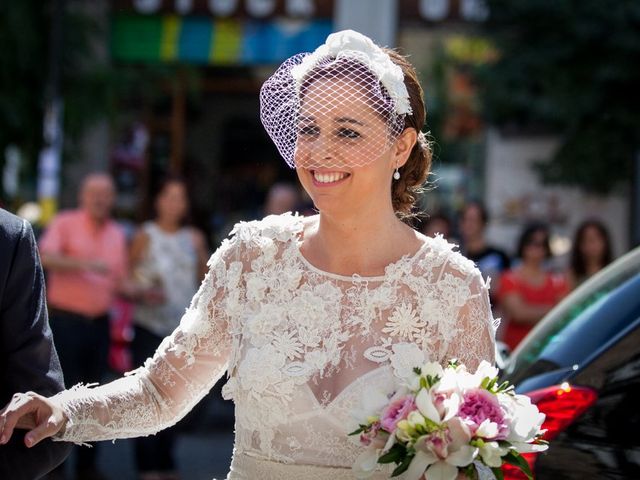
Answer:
[{"left": 0, "top": 217, "right": 72, "bottom": 479}]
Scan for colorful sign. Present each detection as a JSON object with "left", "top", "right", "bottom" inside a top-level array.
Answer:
[{"left": 111, "top": 14, "right": 333, "bottom": 64}]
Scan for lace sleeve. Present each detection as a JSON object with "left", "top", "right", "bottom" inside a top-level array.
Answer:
[
  {"left": 443, "top": 268, "right": 497, "bottom": 371},
  {"left": 51, "top": 235, "right": 243, "bottom": 444}
]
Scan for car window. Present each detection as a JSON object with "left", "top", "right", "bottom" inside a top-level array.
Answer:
[{"left": 503, "top": 251, "right": 640, "bottom": 385}]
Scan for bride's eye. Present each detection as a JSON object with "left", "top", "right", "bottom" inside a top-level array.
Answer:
[
  {"left": 298, "top": 125, "right": 320, "bottom": 137},
  {"left": 337, "top": 128, "right": 361, "bottom": 139}
]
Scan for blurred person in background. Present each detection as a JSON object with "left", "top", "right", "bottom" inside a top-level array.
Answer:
[
  {"left": 39, "top": 173, "right": 127, "bottom": 480},
  {"left": 420, "top": 211, "right": 454, "bottom": 240},
  {"left": 128, "top": 176, "right": 208, "bottom": 480},
  {"left": 0, "top": 209, "right": 71, "bottom": 479},
  {"left": 458, "top": 201, "right": 510, "bottom": 308},
  {"left": 567, "top": 219, "right": 613, "bottom": 289},
  {"left": 498, "top": 223, "right": 569, "bottom": 351},
  {"left": 263, "top": 182, "right": 301, "bottom": 216}
]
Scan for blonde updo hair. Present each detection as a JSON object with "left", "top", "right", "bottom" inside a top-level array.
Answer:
[{"left": 384, "top": 49, "right": 432, "bottom": 220}]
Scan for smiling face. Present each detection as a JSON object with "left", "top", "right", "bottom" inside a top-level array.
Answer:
[{"left": 294, "top": 77, "right": 402, "bottom": 215}]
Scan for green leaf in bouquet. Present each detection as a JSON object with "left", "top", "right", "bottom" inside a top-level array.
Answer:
[
  {"left": 462, "top": 464, "right": 477, "bottom": 479},
  {"left": 348, "top": 425, "right": 368, "bottom": 436},
  {"left": 378, "top": 444, "right": 406, "bottom": 464},
  {"left": 491, "top": 466, "right": 505, "bottom": 480},
  {"left": 391, "top": 453, "right": 415, "bottom": 477},
  {"left": 496, "top": 381, "right": 514, "bottom": 394},
  {"left": 503, "top": 451, "right": 533, "bottom": 480},
  {"left": 424, "top": 417, "right": 441, "bottom": 432},
  {"left": 448, "top": 358, "right": 460, "bottom": 368},
  {"left": 413, "top": 367, "right": 422, "bottom": 375}
]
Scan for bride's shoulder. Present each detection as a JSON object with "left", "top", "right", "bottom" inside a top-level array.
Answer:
[
  {"left": 417, "top": 234, "right": 479, "bottom": 279},
  {"left": 228, "top": 212, "right": 305, "bottom": 244}
]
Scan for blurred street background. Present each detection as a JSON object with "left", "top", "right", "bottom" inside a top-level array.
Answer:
[{"left": 1, "top": 1, "right": 639, "bottom": 479}]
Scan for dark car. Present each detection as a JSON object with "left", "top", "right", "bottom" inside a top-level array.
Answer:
[{"left": 498, "top": 246, "right": 640, "bottom": 480}]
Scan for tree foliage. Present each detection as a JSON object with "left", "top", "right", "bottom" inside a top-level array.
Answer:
[
  {"left": 0, "top": 1, "right": 197, "bottom": 205},
  {"left": 0, "top": 1, "right": 114, "bottom": 201},
  {"left": 478, "top": 0, "right": 640, "bottom": 193}
]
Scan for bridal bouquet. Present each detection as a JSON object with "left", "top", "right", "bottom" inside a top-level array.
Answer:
[{"left": 350, "top": 356, "right": 547, "bottom": 480}]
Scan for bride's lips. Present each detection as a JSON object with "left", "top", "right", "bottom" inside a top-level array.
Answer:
[{"left": 310, "top": 170, "right": 351, "bottom": 187}]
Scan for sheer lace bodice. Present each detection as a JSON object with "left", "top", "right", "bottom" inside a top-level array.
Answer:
[{"left": 52, "top": 213, "right": 497, "bottom": 478}]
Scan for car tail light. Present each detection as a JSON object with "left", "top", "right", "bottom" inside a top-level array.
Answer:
[{"left": 502, "top": 383, "right": 598, "bottom": 479}]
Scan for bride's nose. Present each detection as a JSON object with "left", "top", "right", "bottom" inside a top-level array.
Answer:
[{"left": 310, "top": 133, "right": 336, "bottom": 163}]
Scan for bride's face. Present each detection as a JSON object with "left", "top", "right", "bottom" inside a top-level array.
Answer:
[{"left": 294, "top": 77, "right": 398, "bottom": 215}]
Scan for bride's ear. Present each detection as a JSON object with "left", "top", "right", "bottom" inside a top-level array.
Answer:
[{"left": 393, "top": 128, "right": 417, "bottom": 169}]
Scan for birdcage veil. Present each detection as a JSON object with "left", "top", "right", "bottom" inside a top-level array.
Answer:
[{"left": 260, "top": 30, "right": 412, "bottom": 170}]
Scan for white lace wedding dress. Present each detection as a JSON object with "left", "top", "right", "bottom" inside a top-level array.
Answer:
[{"left": 52, "top": 213, "right": 497, "bottom": 479}]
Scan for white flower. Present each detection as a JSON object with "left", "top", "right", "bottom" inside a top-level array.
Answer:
[
  {"left": 247, "top": 304, "right": 284, "bottom": 341},
  {"left": 438, "top": 273, "right": 472, "bottom": 307},
  {"left": 421, "top": 361, "right": 444, "bottom": 379},
  {"left": 260, "top": 213, "right": 300, "bottom": 242},
  {"left": 415, "top": 388, "right": 441, "bottom": 423},
  {"left": 406, "top": 417, "right": 477, "bottom": 480},
  {"left": 297, "top": 326, "right": 321, "bottom": 348},
  {"left": 501, "top": 394, "right": 546, "bottom": 445},
  {"left": 383, "top": 303, "right": 425, "bottom": 340},
  {"left": 291, "top": 30, "right": 412, "bottom": 116},
  {"left": 238, "top": 345, "right": 285, "bottom": 395},
  {"left": 389, "top": 343, "right": 426, "bottom": 389},
  {"left": 270, "top": 330, "right": 303, "bottom": 360},
  {"left": 350, "top": 386, "right": 391, "bottom": 433},
  {"left": 476, "top": 419, "right": 500, "bottom": 439},
  {"left": 478, "top": 441, "right": 509, "bottom": 468},
  {"left": 474, "top": 360, "right": 499, "bottom": 382},
  {"left": 352, "top": 447, "right": 379, "bottom": 479}
]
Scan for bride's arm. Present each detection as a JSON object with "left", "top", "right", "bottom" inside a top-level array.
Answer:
[
  {"left": 50, "top": 235, "right": 243, "bottom": 444},
  {"left": 0, "top": 232, "right": 245, "bottom": 447},
  {"left": 443, "top": 267, "right": 497, "bottom": 371}
]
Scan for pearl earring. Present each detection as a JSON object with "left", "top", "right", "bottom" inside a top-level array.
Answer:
[{"left": 393, "top": 166, "right": 400, "bottom": 180}]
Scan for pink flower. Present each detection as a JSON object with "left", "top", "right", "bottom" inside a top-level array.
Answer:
[
  {"left": 419, "top": 430, "right": 452, "bottom": 459},
  {"left": 380, "top": 395, "right": 416, "bottom": 432},
  {"left": 458, "top": 389, "right": 509, "bottom": 440},
  {"left": 359, "top": 421, "right": 381, "bottom": 447}
]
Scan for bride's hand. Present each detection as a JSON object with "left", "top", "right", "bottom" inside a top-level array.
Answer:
[{"left": 0, "top": 391, "right": 67, "bottom": 447}]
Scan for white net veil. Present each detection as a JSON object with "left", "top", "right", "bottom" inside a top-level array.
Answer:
[{"left": 260, "top": 30, "right": 412, "bottom": 170}]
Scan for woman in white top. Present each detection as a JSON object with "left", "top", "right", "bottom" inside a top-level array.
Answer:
[
  {"left": 129, "top": 176, "right": 208, "bottom": 480},
  {"left": 0, "top": 30, "right": 496, "bottom": 480}
]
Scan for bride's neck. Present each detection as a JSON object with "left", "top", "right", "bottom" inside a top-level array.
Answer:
[{"left": 303, "top": 208, "right": 418, "bottom": 276}]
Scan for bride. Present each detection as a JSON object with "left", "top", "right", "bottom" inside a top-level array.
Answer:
[{"left": 0, "top": 30, "right": 496, "bottom": 479}]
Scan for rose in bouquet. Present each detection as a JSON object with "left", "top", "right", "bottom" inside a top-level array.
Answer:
[{"left": 349, "top": 346, "right": 547, "bottom": 480}]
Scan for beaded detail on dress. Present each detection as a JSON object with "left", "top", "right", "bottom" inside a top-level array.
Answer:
[{"left": 52, "top": 213, "right": 497, "bottom": 477}]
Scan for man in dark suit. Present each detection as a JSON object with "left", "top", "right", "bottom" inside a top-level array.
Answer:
[{"left": 0, "top": 208, "right": 71, "bottom": 479}]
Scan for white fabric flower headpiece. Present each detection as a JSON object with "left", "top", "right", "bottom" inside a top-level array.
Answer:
[
  {"left": 260, "top": 30, "right": 414, "bottom": 169},
  {"left": 291, "top": 30, "right": 412, "bottom": 116}
]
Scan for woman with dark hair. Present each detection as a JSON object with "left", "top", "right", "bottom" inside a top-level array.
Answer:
[
  {"left": 1, "top": 31, "right": 496, "bottom": 479},
  {"left": 458, "top": 201, "right": 510, "bottom": 303},
  {"left": 498, "top": 223, "right": 569, "bottom": 350},
  {"left": 568, "top": 219, "right": 613, "bottom": 289},
  {"left": 128, "top": 176, "right": 209, "bottom": 480}
]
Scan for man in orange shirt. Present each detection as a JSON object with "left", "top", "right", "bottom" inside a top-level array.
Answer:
[{"left": 39, "top": 173, "right": 127, "bottom": 480}]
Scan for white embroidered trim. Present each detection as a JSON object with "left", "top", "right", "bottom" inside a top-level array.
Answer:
[{"left": 290, "top": 30, "right": 412, "bottom": 116}]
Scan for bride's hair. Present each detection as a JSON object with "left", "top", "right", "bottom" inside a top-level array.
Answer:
[{"left": 384, "top": 49, "right": 432, "bottom": 220}]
